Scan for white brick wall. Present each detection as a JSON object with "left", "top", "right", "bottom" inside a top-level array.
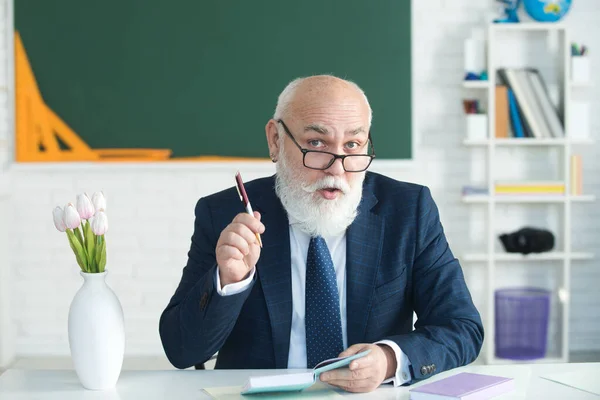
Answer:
[
  {"left": 1, "top": 1, "right": 599, "bottom": 367},
  {"left": 0, "top": 0, "right": 12, "bottom": 368}
]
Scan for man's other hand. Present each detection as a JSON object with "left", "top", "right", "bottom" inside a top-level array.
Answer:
[{"left": 319, "top": 343, "right": 397, "bottom": 393}]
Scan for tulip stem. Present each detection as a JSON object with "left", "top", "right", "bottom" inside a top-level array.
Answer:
[
  {"left": 66, "top": 229, "right": 87, "bottom": 272},
  {"left": 73, "top": 227, "right": 84, "bottom": 247},
  {"left": 96, "top": 235, "right": 102, "bottom": 273},
  {"left": 83, "top": 220, "right": 96, "bottom": 272}
]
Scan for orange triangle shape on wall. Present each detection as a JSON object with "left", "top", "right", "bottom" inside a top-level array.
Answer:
[{"left": 14, "top": 31, "right": 171, "bottom": 162}]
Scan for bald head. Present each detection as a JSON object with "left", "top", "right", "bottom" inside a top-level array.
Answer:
[{"left": 273, "top": 75, "right": 372, "bottom": 128}]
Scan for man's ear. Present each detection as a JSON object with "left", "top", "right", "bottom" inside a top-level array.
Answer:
[{"left": 265, "top": 119, "right": 280, "bottom": 162}]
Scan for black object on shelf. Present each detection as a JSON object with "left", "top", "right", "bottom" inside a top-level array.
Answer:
[{"left": 499, "top": 227, "right": 555, "bottom": 254}]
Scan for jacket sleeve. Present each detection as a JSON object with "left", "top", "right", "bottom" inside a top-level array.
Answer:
[
  {"left": 384, "top": 186, "right": 484, "bottom": 382},
  {"left": 159, "top": 197, "right": 255, "bottom": 369}
]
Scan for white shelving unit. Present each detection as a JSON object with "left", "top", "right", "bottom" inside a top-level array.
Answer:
[
  {"left": 463, "top": 138, "right": 594, "bottom": 146},
  {"left": 462, "top": 252, "right": 594, "bottom": 262},
  {"left": 462, "top": 22, "right": 595, "bottom": 365},
  {"left": 462, "top": 194, "right": 596, "bottom": 203},
  {"left": 463, "top": 80, "right": 490, "bottom": 90}
]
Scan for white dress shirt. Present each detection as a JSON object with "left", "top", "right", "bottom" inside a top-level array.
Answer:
[{"left": 215, "top": 221, "right": 412, "bottom": 386}]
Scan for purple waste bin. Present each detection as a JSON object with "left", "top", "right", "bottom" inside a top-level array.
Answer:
[{"left": 495, "top": 287, "right": 551, "bottom": 360}]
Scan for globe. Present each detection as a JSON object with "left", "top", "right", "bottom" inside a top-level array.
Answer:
[{"left": 523, "top": 0, "right": 572, "bottom": 22}]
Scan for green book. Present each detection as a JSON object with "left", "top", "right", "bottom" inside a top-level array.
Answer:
[{"left": 240, "top": 350, "right": 371, "bottom": 395}]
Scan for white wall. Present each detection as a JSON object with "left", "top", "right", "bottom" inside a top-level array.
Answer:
[
  {"left": 0, "top": 0, "right": 599, "bottom": 367},
  {"left": 0, "top": 0, "right": 13, "bottom": 368}
]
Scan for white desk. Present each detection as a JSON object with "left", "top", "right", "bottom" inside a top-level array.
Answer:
[{"left": 0, "top": 362, "right": 599, "bottom": 399}]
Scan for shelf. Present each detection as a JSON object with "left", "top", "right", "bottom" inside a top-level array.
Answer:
[
  {"left": 490, "top": 22, "right": 566, "bottom": 32},
  {"left": 462, "top": 195, "right": 596, "bottom": 203},
  {"left": 462, "top": 80, "right": 489, "bottom": 89},
  {"left": 488, "top": 356, "right": 566, "bottom": 365},
  {"left": 570, "top": 81, "right": 593, "bottom": 88},
  {"left": 569, "top": 138, "right": 594, "bottom": 144},
  {"left": 463, "top": 138, "right": 593, "bottom": 146},
  {"left": 462, "top": 252, "right": 594, "bottom": 262}
]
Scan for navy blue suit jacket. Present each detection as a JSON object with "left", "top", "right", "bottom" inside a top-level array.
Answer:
[{"left": 159, "top": 172, "right": 483, "bottom": 382}]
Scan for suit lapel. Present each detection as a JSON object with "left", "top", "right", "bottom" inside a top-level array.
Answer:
[
  {"left": 346, "top": 189, "right": 384, "bottom": 346},
  {"left": 253, "top": 178, "right": 293, "bottom": 368}
]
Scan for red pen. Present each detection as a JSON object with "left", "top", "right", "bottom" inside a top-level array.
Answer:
[{"left": 235, "top": 171, "right": 263, "bottom": 248}]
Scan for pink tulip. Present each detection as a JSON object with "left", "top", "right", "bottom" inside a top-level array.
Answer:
[
  {"left": 76, "top": 193, "right": 95, "bottom": 220},
  {"left": 52, "top": 206, "right": 67, "bottom": 232},
  {"left": 91, "top": 211, "right": 108, "bottom": 235},
  {"left": 63, "top": 203, "right": 81, "bottom": 229},
  {"left": 91, "top": 191, "right": 106, "bottom": 213}
]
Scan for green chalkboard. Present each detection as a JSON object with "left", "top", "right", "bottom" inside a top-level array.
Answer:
[{"left": 15, "top": 1, "right": 411, "bottom": 159}]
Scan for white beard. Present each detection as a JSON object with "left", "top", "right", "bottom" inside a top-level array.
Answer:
[{"left": 275, "top": 150, "right": 365, "bottom": 237}]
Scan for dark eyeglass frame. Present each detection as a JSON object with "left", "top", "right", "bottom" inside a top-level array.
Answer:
[{"left": 276, "top": 119, "right": 376, "bottom": 172}]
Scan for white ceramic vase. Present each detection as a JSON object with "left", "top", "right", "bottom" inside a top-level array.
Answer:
[{"left": 68, "top": 271, "right": 124, "bottom": 390}]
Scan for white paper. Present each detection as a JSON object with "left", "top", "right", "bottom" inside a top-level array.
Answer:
[{"left": 540, "top": 370, "right": 600, "bottom": 396}]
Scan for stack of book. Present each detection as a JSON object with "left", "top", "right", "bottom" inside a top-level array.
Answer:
[
  {"left": 495, "top": 68, "right": 564, "bottom": 139},
  {"left": 494, "top": 181, "right": 565, "bottom": 195}
]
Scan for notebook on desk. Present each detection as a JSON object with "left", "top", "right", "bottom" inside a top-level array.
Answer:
[
  {"left": 240, "top": 349, "right": 370, "bottom": 395},
  {"left": 409, "top": 372, "right": 514, "bottom": 400}
]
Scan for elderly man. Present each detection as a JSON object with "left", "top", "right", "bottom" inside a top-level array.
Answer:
[{"left": 159, "top": 75, "right": 483, "bottom": 393}]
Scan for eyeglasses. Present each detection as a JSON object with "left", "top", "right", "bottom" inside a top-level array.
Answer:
[{"left": 277, "top": 119, "right": 375, "bottom": 173}]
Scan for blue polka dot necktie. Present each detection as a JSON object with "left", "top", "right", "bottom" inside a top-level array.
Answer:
[{"left": 305, "top": 236, "right": 344, "bottom": 368}]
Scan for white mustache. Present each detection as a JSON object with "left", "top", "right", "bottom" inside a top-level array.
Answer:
[{"left": 301, "top": 176, "right": 351, "bottom": 194}]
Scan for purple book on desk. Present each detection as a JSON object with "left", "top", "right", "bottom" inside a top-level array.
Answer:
[{"left": 409, "top": 372, "right": 515, "bottom": 400}]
